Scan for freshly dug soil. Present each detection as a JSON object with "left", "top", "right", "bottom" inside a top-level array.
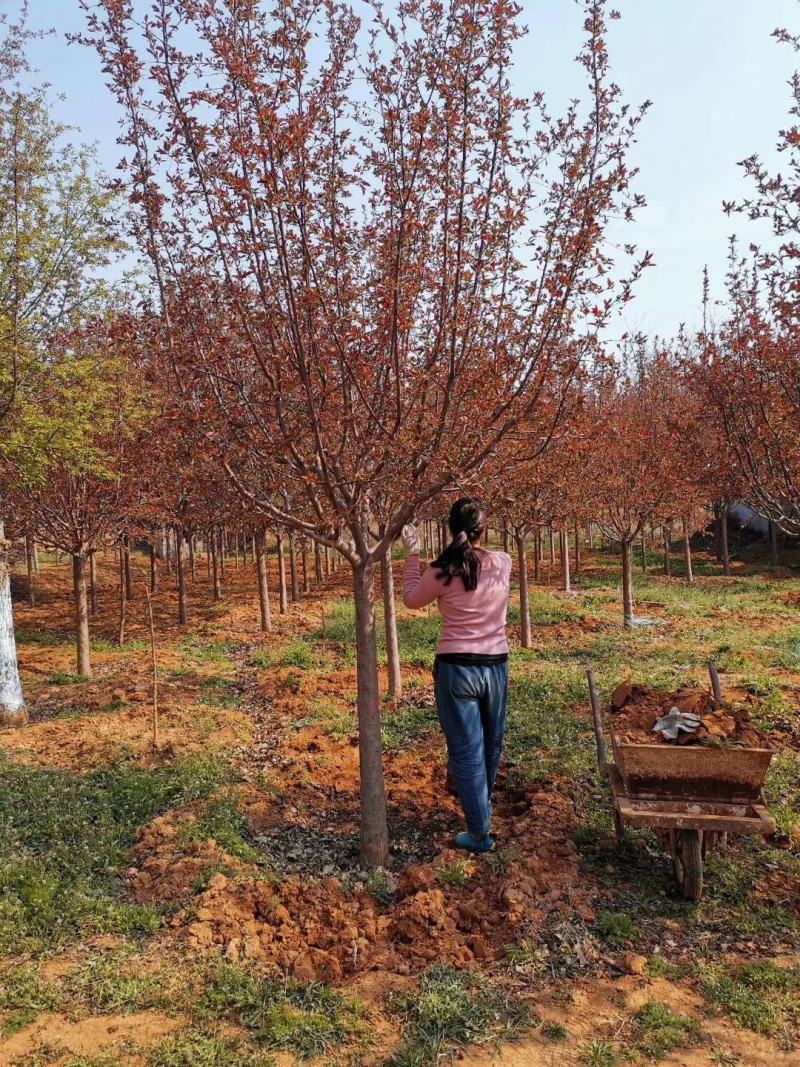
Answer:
[{"left": 608, "top": 682, "right": 768, "bottom": 748}]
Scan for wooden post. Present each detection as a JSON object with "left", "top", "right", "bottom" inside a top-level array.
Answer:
[
  {"left": 682, "top": 515, "right": 694, "bottom": 584},
  {"left": 708, "top": 661, "right": 723, "bottom": 705}
]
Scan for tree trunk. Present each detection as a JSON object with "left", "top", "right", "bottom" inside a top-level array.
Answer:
[
  {"left": 302, "top": 540, "right": 310, "bottom": 594},
  {"left": 560, "top": 527, "right": 571, "bottom": 594},
  {"left": 25, "top": 533, "right": 35, "bottom": 607},
  {"left": 32, "top": 538, "right": 39, "bottom": 573},
  {"left": 89, "top": 551, "right": 98, "bottom": 616},
  {"left": 0, "top": 523, "right": 26, "bottom": 724},
  {"left": 314, "top": 541, "right": 323, "bottom": 585},
  {"left": 324, "top": 545, "right": 331, "bottom": 578},
  {"left": 548, "top": 524, "right": 555, "bottom": 566},
  {"left": 206, "top": 533, "right": 212, "bottom": 578},
  {"left": 664, "top": 525, "right": 672, "bottom": 577},
  {"left": 254, "top": 528, "right": 272, "bottom": 632},
  {"left": 288, "top": 531, "right": 300, "bottom": 606},
  {"left": 352, "top": 561, "right": 389, "bottom": 866},
  {"left": 175, "top": 526, "right": 188, "bottom": 625},
  {"left": 118, "top": 546, "right": 127, "bottom": 645},
  {"left": 533, "top": 528, "right": 542, "bottom": 584},
  {"left": 276, "top": 531, "right": 288, "bottom": 613},
  {"left": 123, "top": 534, "right": 133, "bottom": 601},
  {"left": 713, "top": 507, "right": 723, "bottom": 561},
  {"left": 219, "top": 528, "right": 226, "bottom": 580},
  {"left": 502, "top": 521, "right": 509, "bottom": 554},
  {"left": 574, "top": 524, "right": 582, "bottom": 581},
  {"left": 380, "top": 550, "right": 402, "bottom": 700},
  {"left": 72, "top": 553, "right": 91, "bottom": 678},
  {"left": 622, "top": 538, "right": 635, "bottom": 628},
  {"left": 150, "top": 542, "right": 158, "bottom": 592},
  {"left": 769, "top": 520, "right": 779, "bottom": 566},
  {"left": 516, "top": 531, "right": 531, "bottom": 649},
  {"left": 720, "top": 504, "right": 731, "bottom": 576},
  {"left": 640, "top": 528, "right": 647, "bottom": 573},
  {"left": 189, "top": 534, "right": 195, "bottom": 581},
  {"left": 682, "top": 516, "right": 694, "bottom": 584},
  {"left": 211, "top": 528, "right": 222, "bottom": 601}
]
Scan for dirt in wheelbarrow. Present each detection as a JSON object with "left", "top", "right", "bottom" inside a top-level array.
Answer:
[{"left": 608, "top": 683, "right": 769, "bottom": 748}]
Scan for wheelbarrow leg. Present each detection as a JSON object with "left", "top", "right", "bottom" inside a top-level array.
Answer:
[{"left": 672, "top": 829, "right": 704, "bottom": 902}]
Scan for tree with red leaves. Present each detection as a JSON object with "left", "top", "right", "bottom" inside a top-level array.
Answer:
[{"left": 82, "top": 0, "right": 648, "bottom": 864}]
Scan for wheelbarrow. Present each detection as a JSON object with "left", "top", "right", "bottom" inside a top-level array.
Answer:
[{"left": 586, "top": 667, "right": 775, "bottom": 902}]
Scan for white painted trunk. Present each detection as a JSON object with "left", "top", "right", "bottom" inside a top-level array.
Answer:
[{"left": 0, "top": 531, "right": 25, "bottom": 723}]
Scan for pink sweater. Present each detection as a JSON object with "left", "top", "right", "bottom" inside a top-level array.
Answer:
[{"left": 402, "top": 550, "right": 512, "bottom": 655}]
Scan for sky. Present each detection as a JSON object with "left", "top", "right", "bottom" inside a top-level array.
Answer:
[{"left": 3, "top": 0, "right": 798, "bottom": 339}]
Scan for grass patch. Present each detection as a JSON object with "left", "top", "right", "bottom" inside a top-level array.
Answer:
[
  {"left": 63, "top": 948, "right": 175, "bottom": 1015},
  {"left": 45, "top": 671, "right": 86, "bottom": 686},
  {"left": 0, "top": 753, "right": 228, "bottom": 954},
  {"left": 180, "top": 794, "right": 260, "bottom": 864},
  {"left": 388, "top": 965, "right": 531, "bottom": 1066},
  {"left": 13, "top": 628, "right": 67, "bottom": 647},
  {"left": 381, "top": 702, "right": 438, "bottom": 750},
  {"left": 579, "top": 1039, "right": 617, "bottom": 1066},
  {"left": 178, "top": 636, "right": 239, "bottom": 669},
  {"left": 198, "top": 676, "right": 243, "bottom": 709},
  {"left": 765, "top": 751, "right": 800, "bottom": 840},
  {"left": 147, "top": 1029, "right": 275, "bottom": 1066},
  {"left": 0, "top": 963, "right": 61, "bottom": 1035},
  {"left": 699, "top": 962, "right": 800, "bottom": 1042},
  {"left": 632, "top": 1001, "right": 702, "bottom": 1061},
  {"left": 434, "top": 859, "right": 473, "bottom": 887},
  {"left": 596, "top": 911, "right": 639, "bottom": 949},
  {"left": 197, "top": 961, "right": 370, "bottom": 1059}
]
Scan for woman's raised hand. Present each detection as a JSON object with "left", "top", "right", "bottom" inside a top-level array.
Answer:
[{"left": 401, "top": 524, "right": 421, "bottom": 555}]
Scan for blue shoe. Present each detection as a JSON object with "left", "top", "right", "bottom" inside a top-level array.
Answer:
[{"left": 454, "top": 830, "right": 495, "bottom": 853}]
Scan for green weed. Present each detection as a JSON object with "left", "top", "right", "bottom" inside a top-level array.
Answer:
[
  {"left": 388, "top": 965, "right": 531, "bottom": 1066},
  {"left": 0, "top": 964, "right": 60, "bottom": 1036},
  {"left": 699, "top": 962, "right": 800, "bottom": 1041},
  {"left": 196, "top": 961, "right": 370, "bottom": 1059},
  {"left": 0, "top": 753, "right": 228, "bottom": 954},
  {"left": 632, "top": 1001, "right": 702, "bottom": 1061},
  {"left": 146, "top": 1029, "right": 275, "bottom": 1066},
  {"left": 434, "top": 859, "right": 473, "bottom": 887},
  {"left": 595, "top": 911, "right": 639, "bottom": 949}
]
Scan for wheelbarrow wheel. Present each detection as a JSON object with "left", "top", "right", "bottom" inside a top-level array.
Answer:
[
  {"left": 672, "top": 829, "right": 703, "bottom": 901},
  {"left": 613, "top": 806, "right": 625, "bottom": 846}
]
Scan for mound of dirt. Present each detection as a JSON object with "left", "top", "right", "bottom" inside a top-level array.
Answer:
[{"left": 609, "top": 682, "right": 768, "bottom": 747}]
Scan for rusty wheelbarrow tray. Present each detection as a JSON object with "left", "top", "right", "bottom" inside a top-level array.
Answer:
[{"left": 586, "top": 667, "right": 776, "bottom": 903}]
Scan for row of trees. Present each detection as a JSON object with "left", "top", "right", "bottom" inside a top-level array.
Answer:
[{"left": 2, "top": 1, "right": 799, "bottom": 864}]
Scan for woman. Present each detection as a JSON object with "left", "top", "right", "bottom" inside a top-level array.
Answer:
[{"left": 401, "top": 498, "right": 512, "bottom": 853}]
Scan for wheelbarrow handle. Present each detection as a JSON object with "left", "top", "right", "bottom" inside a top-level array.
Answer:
[{"left": 586, "top": 669, "right": 607, "bottom": 768}]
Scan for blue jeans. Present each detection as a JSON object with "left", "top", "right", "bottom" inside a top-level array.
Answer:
[{"left": 434, "top": 659, "right": 509, "bottom": 837}]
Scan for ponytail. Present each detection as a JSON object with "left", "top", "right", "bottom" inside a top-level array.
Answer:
[{"left": 431, "top": 498, "right": 487, "bottom": 591}]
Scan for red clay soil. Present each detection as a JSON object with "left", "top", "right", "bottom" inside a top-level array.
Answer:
[{"left": 608, "top": 682, "right": 768, "bottom": 747}]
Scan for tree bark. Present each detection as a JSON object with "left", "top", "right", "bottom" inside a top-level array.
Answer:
[
  {"left": 189, "top": 533, "right": 195, "bottom": 581},
  {"left": 72, "top": 553, "right": 91, "bottom": 678},
  {"left": 516, "top": 531, "right": 531, "bottom": 649},
  {"left": 548, "top": 524, "right": 555, "bottom": 566},
  {"left": 352, "top": 561, "right": 389, "bottom": 866},
  {"left": 381, "top": 549, "right": 402, "bottom": 700},
  {"left": 560, "top": 527, "right": 571, "bottom": 594},
  {"left": 301, "top": 539, "right": 310, "bottom": 594},
  {"left": 175, "top": 526, "right": 188, "bottom": 625},
  {"left": 117, "top": 546, "right": 127, "bottom": 645},
  {"left": 0, "top": 524, "right": 26, "bottom": 724},
  {"left": 211, "top": 528, "right": 222, "bottom": 601},
  {"left": 574, "top": 524, "right": 582, "bottom": 582},
  {"left": 276, "top": 531, "right": 288, "bottom": 613},
  {"left": 32, "top": 539, "right": 39, "bottom": 573},
  {"left": 664, "top": 525, "right": 672, "bottom": 577},
  {"left": 682, "top": 516, "right": 694, "bottom": 584},
  {"left": 533, "top": 528, "right": 542, "bottom": 584},
  {"left": 769, "top": 520, "right": 779, "bottom": 566},
  {"left": 150, "top": 542, "right": 158, "bottom": 592},
  {"left": 502, "top": 521, "right": 509, "bottom": 554},
  {"left": 720, "top": 504, "right": 731, "bottom": 576},
  {"left": 314, "top": 541, "right": 323, "bottom": 585},
  {"left": 219, "top": 528, "right": 226, "bottom": 580},
  {"left": 89, "top": 551, "right": 98, "bottom": 616},
  {"left": 123, "top": 534, "right": 133, "bottom": 601},
  {"left": 622, "top": 538, "right": 634, "bottom": 628},
  {"left": 290, "top": 531, "right": 298, "bottom": 606},
  {"left": 640, "top": 528, "right": 647, "bottom": 573},
  {"left": 254, "top": 528, "right": 272, "bottom": 632}
]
